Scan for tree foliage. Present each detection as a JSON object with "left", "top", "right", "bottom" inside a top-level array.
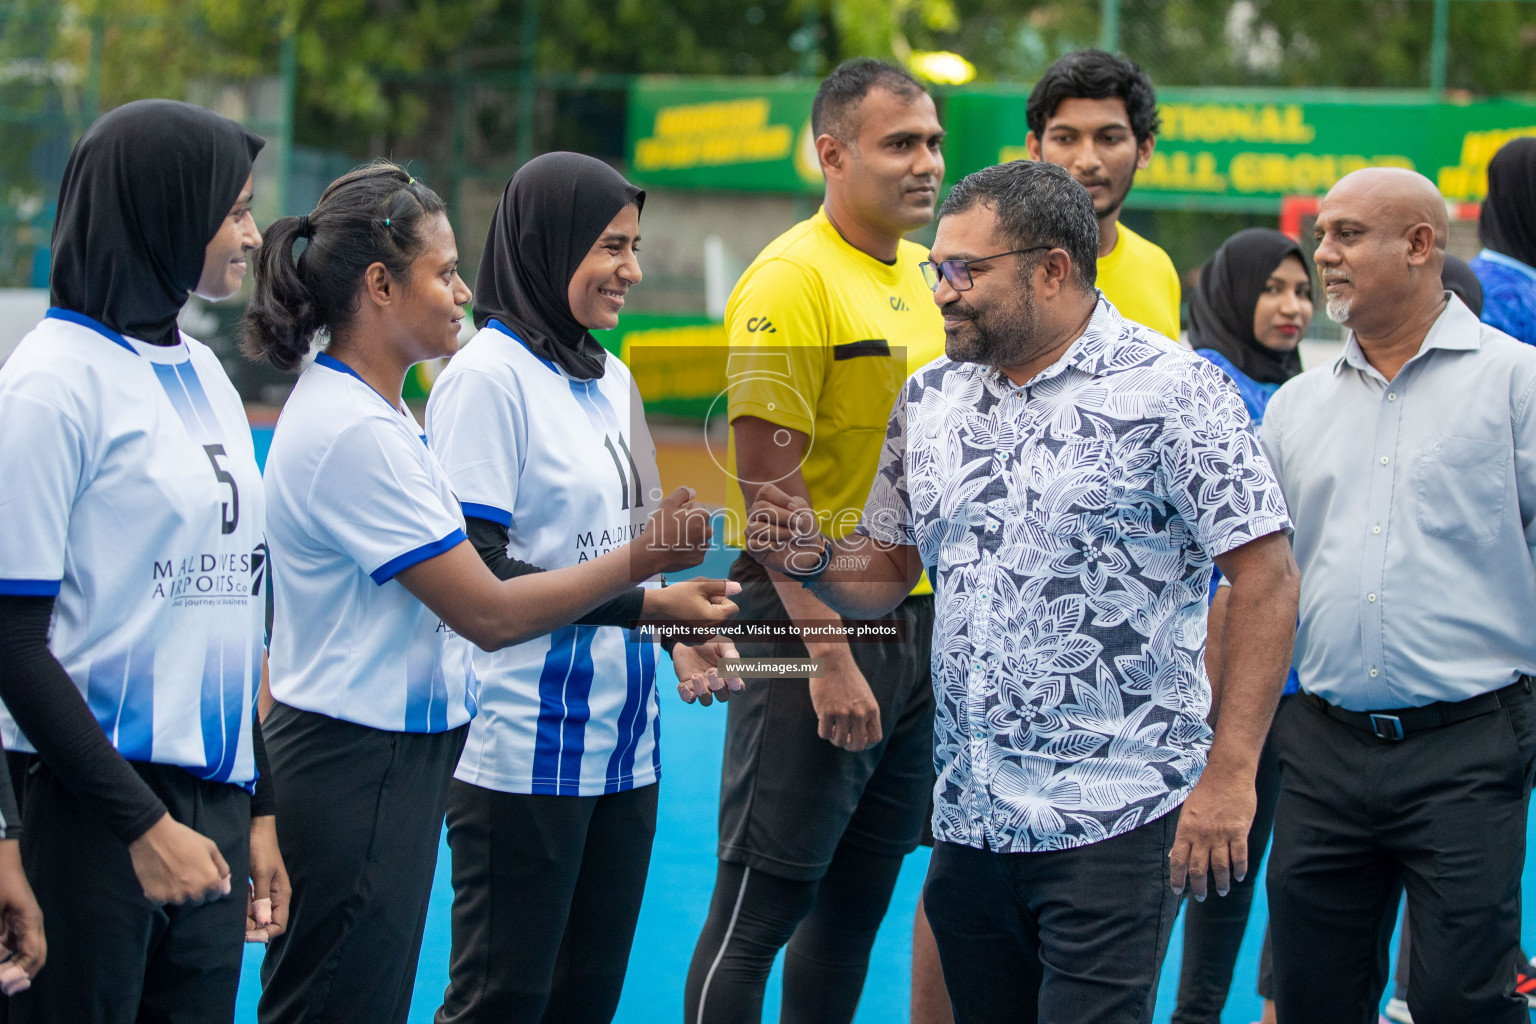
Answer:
[{"left": 8, "top": 0, "right": 1536, "bottom": 152}]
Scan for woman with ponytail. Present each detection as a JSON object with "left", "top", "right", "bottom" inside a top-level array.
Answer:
[
  {"left": 244, "top": 162, "right": 738, "bottom": 1024},
  {"left": 0, "top": 99, "right": 285, "bottom": 1021}
]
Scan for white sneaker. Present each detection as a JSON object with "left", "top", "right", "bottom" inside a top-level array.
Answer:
[{"left": 1382, "top": 997, "right": 1413, "bottom": 1024}]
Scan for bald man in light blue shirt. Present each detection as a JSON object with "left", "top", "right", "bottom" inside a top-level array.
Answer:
[{"left": 1257, "top": 167, "right": 1536, "bottom": 1024}]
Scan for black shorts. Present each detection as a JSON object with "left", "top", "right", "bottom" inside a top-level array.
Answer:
[{"left": 716, "top": 554, "right": 935, "bottom": 881}]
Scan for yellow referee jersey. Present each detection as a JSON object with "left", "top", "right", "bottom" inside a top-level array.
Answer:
[{"left": 723, "top": 207, "right": 945, "bottom": 596}]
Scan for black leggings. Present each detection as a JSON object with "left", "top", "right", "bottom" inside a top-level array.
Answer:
[
  {"left": 435, "top": 780, "right": 659, "bottom": 1024},
  {"left": 685, "top": 840, "right": 907, "bottom": 1024},
  {"left": 1171, "top": 698, "right": 1286, "bottom": 1022}
]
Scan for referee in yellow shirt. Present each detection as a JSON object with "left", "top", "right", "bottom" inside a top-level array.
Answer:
[
  {"left": 683, "top": 59, "right": 945, "bottom": 1024},
  {"left": 1025, "top": 49, "right": 1182, "bottom": 341}
]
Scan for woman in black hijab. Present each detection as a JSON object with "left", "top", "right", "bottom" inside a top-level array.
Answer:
[
  {"left": 0, "top": 98, "right": 288, "bottom": 1021},
  {"left": 1175, "top": 227, "right": 1313, "bottom": 1024},
  {"left": 1471, "top": 137, "right": 1536, "bottom": 346},
  {"left": 1188, "top": 227, "right": 1312, "bottom": 425},
  {"left": 426, "top": 152, "right": 739, "bottom": 1024},
  {"left": 470, "top": 150, "right": 641, "bottom": 379}
]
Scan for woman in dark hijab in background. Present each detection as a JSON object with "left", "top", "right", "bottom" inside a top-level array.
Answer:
[
  {"left": 1173, "top": 227, "right": 1313, "bottom": 1024},
  {"left": 0, "top": 98, "right": 287, "bottom": 1022},
  {"left": 1188, "top": 227, "right": 1312, "bottom": 425},
  {"left": 1471, "top": 137, "right": 1536, "bottom": 346},
  {"left": 425, "top": 152, "right": 739, "bottom": 1024}
]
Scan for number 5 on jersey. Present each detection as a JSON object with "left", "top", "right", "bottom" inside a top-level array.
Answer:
[{"left": 202, "top": 444, "right": 239, "bottom": 535}]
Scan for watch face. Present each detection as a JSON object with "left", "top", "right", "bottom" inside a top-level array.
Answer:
[{"left": 786, "top": 537, "right": 831, "bottom": 581}]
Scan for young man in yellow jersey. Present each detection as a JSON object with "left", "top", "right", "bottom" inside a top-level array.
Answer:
[
  {"left": 1025, "top": 50, "right": 1182, "bottom": 341},
  {"left": 683, "top": 58, "right": 946, "bottom": 1024}
]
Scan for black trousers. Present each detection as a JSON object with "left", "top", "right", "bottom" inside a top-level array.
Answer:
[
  {"left": 434, "top": 780, "right": 659, "bottom": 1024},
  {"left": 1171, "top": 694, "right": 1287, "bottom": 1023},
  {"left": 716, "top": 557, "right": 935, "bottom": 880},
  {"left": 258, "top": 703, "right": 468, "bottom": 1024},
  {"left": 1267, "top": 687, "right": 1536, "bottom": 1024},
  {"left": 6, "top": 758, "right": 250, "bottom": 1024},
  {"left": 923, "top": 809, "right": 1182, "bottom": 1024}
]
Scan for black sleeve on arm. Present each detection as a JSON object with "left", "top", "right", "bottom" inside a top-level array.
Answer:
[
  {"left": 251, "top": 712, "right": 275, "bottom": 817},
  {"left": 0, "top": 733, "right": 19, "bottom": 840},
  {"left": 466, "top": 515, "right": 646, "bottom": 629},
  {"left": 0, "top": 595, "right": 166, "bottom": 845}
]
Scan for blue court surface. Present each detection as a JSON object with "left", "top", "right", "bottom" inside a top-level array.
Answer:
[{"left": 238, "top": 429, "right": 1536, "bottom": 1023}]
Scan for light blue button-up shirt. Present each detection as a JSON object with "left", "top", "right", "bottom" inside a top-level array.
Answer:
[{"left": 1260, "top": 294, "right": 1536, "bottom": 711}]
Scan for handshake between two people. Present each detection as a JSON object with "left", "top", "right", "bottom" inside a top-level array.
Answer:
[
  {"left": 636, "top": 485, "right": 745, "bottom": 708},
  {"left": 741, "top": 483, "right": 833, "bottom": 578},
  {"left": 740, "top": 484, "right": 924, "bottom": 754}
]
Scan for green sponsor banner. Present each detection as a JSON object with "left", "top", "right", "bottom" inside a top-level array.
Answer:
[
  {"left": 624, "top": 77, "right": 1536, "bottom": 209},
  {"left": 944, "top": 87, "right": 1536, "bottom": 211},
  {"left": 626, "top": 77, "right": 824, "bottom": 193},
  {"left": 407, "top": 314, "right": 726, "bottom": 418},
  {"left": 610, "top": 313, "right": 727, "bottom": 419}
]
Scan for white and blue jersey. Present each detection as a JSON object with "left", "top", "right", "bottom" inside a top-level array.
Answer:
[
  {"left": 427, "top": 320, "right": 663, "bottom": 796},
  {"left": 263, "top": 353, "right": 474, "bottom": 734},
  {"left": 0, "top": 310, "right": 264, "bottom": 786}
]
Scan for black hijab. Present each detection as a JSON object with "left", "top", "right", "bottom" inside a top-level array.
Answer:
[
  {"left": 50, "top": 99, "right": 264, "bottom": 346},
  {"left": 1189, "top": 228, "right": 1310, "bottom": 386},
  {"left": 1441, "top": 252, "right": 1484, "bottom": 317},
  {"left": 1480, "top": 137, "right": 1536, "bottom": 270},
  {"left": 474, "top": 152, "right": 644, "bottom": 380}
]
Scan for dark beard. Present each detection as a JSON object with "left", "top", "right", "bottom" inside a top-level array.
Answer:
[{"left": 943, "top": 282, "right": 1039, "bottom": 368}]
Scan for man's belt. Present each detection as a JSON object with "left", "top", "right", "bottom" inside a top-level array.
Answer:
[{"left": 1306, "top": 676, "right": 1534, "bottom": 742}]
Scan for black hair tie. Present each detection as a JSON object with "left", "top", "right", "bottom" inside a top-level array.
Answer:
[{"left": 296, "top": 214, "right": 311, "bottom": 238}]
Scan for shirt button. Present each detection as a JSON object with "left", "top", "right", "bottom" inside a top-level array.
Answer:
[
  {"left": 1387, "top": 393, "right": 1397, "bottom": 402},
  {"left": 1370, "top": 668, "right": 1379, "bottom": 677},
  {"left": 1368, "top": 593, "right": 1377, "bottom": 602},
  {"left": 972, "top": 728, "right": 986, "bottom": 741},
  {"left": 1372, "top": 525, "right": 1381, "bottom": 534},
  {"left": 1380, "top": 456, "right": 1390, "bottom": 465}
]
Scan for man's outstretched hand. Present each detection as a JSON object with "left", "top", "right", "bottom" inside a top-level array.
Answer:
[{"left": 744, "top": 484, "right": 825, "bottom": 576}]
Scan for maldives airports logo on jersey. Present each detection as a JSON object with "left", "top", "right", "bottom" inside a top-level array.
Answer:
[
  {"left": 150, "top": 543, "right": 266, "bottom": 605},
  {"left": 575, "top": 521, "right": 649, "bottom": 564}
]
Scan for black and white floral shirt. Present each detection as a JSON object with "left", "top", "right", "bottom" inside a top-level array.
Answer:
[{"left": 858, "top": 298, "right": 1291, "bottom": 852}]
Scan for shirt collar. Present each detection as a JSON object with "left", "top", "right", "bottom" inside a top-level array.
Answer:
[
  {"left": 978, "top": 295, "right": 1122, "bottom": 394},
  {"left": 1332, "top": 291, "right": 1482, "bottom": 377}
]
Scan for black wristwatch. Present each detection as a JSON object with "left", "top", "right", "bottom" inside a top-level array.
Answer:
[{"left": 780, "top": 536, "right": 832, "bottom": 584}]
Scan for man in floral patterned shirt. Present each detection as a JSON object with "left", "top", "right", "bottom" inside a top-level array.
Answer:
[{"left": 744, "top": 160, "right": 1300, "bottom": 1023}]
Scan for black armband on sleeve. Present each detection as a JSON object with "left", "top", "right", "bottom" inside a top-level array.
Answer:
[
  {"left": 466, "top": 515, "right": 646, "bottom": 628},
  {"left": 0, "top": 596, "right": 167, "bottom": 845},
  {"left": 251, "top": 712, "right": 275, "bottom": 817}
]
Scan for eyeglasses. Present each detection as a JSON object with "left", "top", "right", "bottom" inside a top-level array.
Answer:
[{"left": 919, "top": 245, "right": 1054, "bottom": 292}]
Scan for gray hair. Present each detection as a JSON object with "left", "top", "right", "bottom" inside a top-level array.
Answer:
[{"left": 939, "top": 161, "right": 1099, "bottom": 290}]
